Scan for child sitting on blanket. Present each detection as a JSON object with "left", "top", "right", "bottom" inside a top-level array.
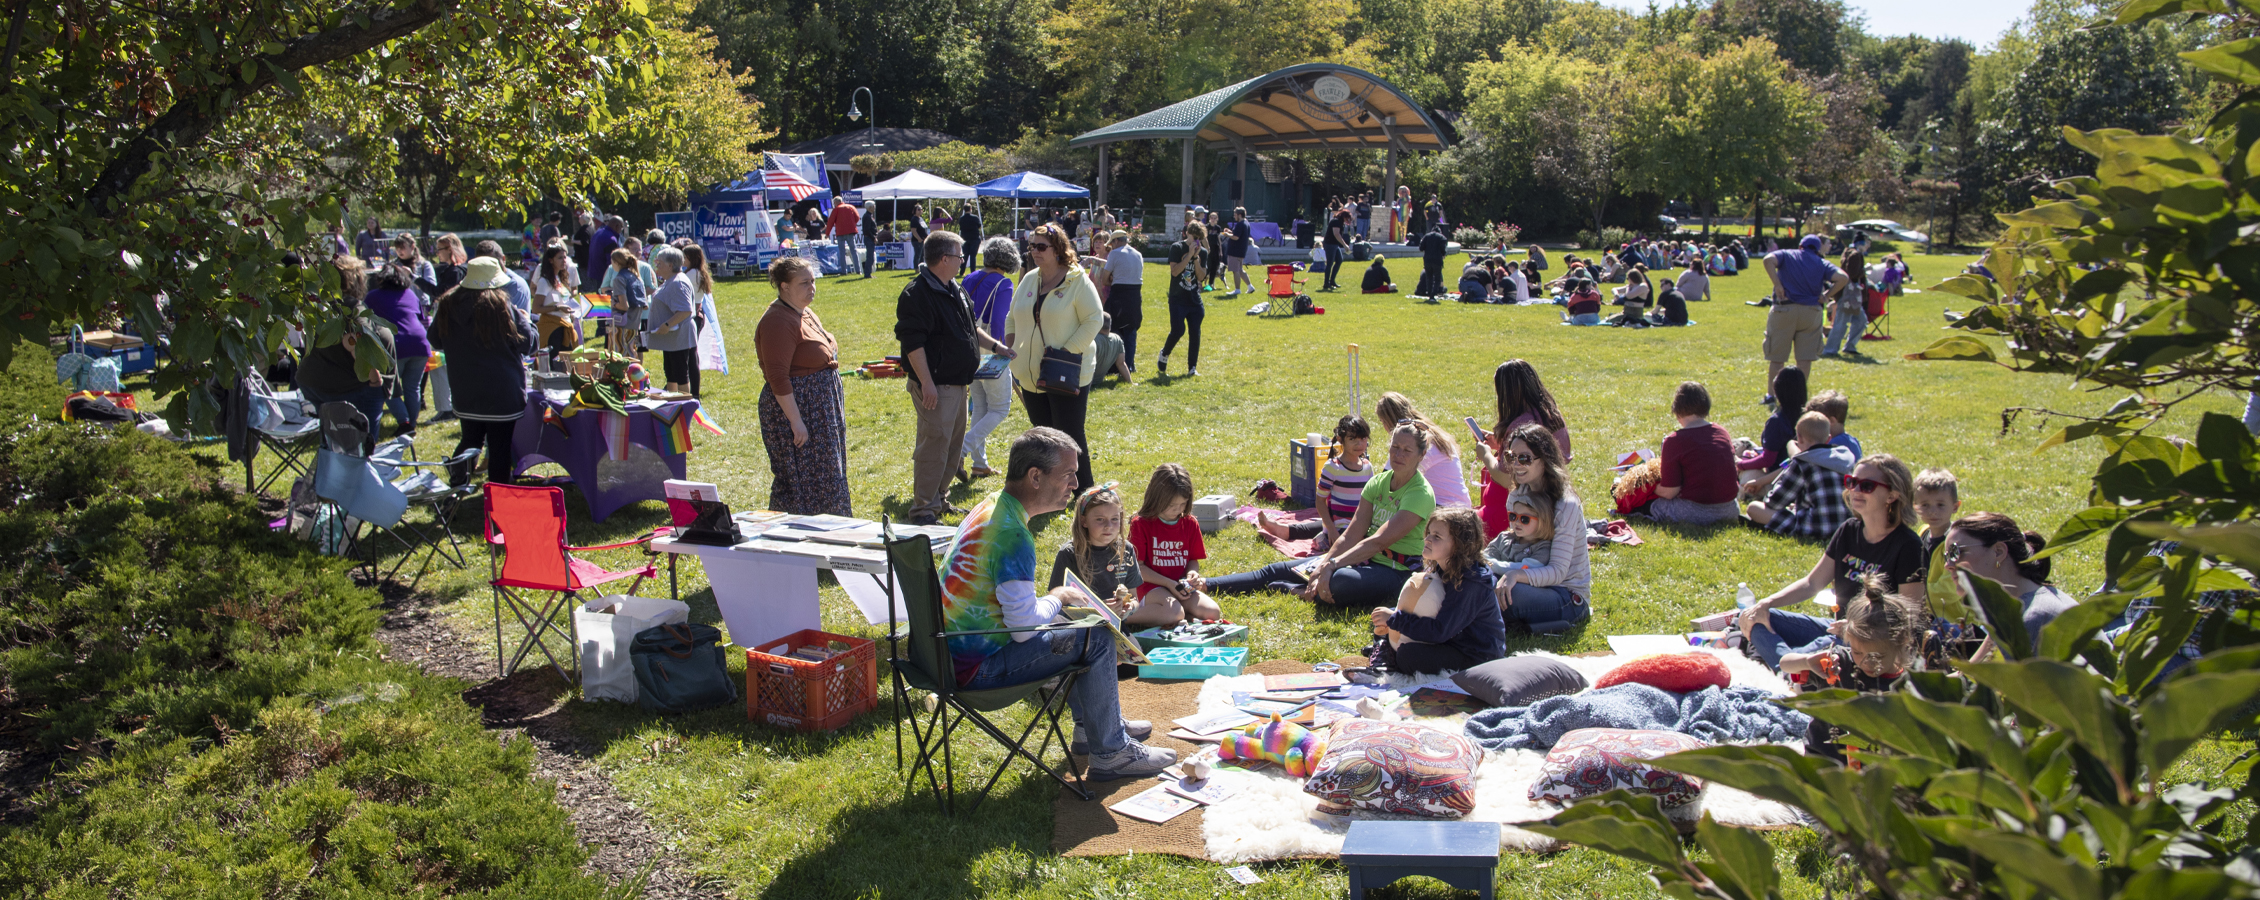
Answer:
[
  {"left": 1744, "top": 412, "right": 1856, "bottom": 541},
  {"left": 1781, "top": 573, "right": 1928, "bottom": 764},
  {"left": 1257, "top": 415, "right": 1374, "bottom": 554},
  {"left": 1127, "top": 464, "right": 1224, "bottom": 627},
  {"left": 1367, "top": 508, "right": 1508, "bottom": 675},
  {"left": 1048, "top": 482, "right": 1139, "bottom": 611}
]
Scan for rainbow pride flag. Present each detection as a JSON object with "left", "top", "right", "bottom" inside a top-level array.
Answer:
[
  {"left": 660, "top": 409, "right": 694, "bottom": 454},
  {"left": 582, "top": 293, "right": 613, "bottom": 318},
  {"left": 691, "top": 408, "right": 725, "bottom": 436}
]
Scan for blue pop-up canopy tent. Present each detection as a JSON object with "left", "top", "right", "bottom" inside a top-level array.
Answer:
[
  {"left": 972, "top": 171, "right": 1092, "bottom": 239},
  {"left": 972, "top": 171, "right": 1090, "bottom": 199}
]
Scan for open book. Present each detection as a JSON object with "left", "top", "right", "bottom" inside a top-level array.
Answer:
[{"left": 1061, "top": 570, "right": 1150, "bottom": 665}]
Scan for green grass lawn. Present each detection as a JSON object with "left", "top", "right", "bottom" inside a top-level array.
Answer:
[{"left": 212, "top": 246, "right": 2247, "bottom": 899}]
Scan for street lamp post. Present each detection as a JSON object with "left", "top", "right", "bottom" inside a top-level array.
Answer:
[{"left": 846, "top": 86, "right": 878, "bottom": 176}]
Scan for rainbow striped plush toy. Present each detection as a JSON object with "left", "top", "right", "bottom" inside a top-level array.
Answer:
[{"left": 1218, "top": 714, "right": 1328, "bottom": 778}]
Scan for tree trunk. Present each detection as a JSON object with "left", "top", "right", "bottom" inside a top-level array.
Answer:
[{"left": 82, "top": 0, "right": 458, "bottom": 215}]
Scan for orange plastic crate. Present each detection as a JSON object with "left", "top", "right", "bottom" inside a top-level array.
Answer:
[{"left": 746, "top": 629, "right": 877, "bottom": 732}]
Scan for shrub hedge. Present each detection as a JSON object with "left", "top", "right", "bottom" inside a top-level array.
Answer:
[{"left": 0, "top": 353, "right": 610, "bottom": 897}]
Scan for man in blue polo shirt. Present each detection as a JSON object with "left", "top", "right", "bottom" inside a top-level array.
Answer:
[{"left": 1760, "top": 234, "right": 1849, "bottom": 405}]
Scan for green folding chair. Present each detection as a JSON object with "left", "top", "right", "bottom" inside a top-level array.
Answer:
[{"left": 882, "top": 521, "right": 1098, "bottom": 814}]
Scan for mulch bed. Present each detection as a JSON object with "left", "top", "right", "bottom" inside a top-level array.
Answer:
[{"left": 370, "top": 581, "right": 714, "bottom": 899}]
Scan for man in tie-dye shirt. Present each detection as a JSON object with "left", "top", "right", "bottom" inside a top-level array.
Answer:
[{"left": 939, "top": 427, "right": 1176, "bottom": 779}]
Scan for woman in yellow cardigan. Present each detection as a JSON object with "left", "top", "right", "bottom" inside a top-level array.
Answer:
[{"left": 1007, "top": 221, "right": 1105, "bottom": 490}]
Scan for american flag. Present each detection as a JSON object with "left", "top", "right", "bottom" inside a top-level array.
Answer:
[{"left": 763, "top": 168, "right": 821, "bottom": 201}]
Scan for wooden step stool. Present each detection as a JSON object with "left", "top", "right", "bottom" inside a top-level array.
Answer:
[{"left": 1340, "top": 820, "right": 1502, "bottom": 899}]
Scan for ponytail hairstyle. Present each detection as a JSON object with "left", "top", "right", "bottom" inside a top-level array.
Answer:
[
  {"left": 1950, "top": 512, "right": 2052, "bottom": 583},
  {"left": 1858, "top": 453, "right": 1919, "bottom": 530},
  {"left": 1136, "top": 463, "right": 1197, "bottom": 522},
  {"left": 1374, "top": 391, "right": 1459, "bottom": 459},
  {"left": 1841, "top": 572, "right": 1929, "bottom": 655},
  {"left": 1428, "top": 507, "right": 1487, "bottom": 589},
  {"left": 1331, "top": 414, "right": 1372, "bottom": 456}
]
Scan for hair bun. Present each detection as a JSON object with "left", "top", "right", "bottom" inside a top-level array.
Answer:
[{"left": 2022, "top": 530, "right": 2046, "bottom": 552}]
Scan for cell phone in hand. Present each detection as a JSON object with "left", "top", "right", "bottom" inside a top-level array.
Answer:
[{"left": 1464, "top": 416, "right": 1486, "bottom": 444}]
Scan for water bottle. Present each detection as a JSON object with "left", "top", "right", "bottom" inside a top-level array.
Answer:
[{"left": 1735, "top": 583, "right": 1756, "bottom": 610}]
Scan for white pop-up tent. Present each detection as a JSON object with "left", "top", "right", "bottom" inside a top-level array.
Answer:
[{"left": 848, "top": 168, "right": 978, "bottom": 200}]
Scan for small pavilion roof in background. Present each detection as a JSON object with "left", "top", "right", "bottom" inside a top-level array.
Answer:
[
  {"left": 779, "top": 127, "right": 961, "bottom": 170},
  {"left": 1067, "top": 64, "right": 1454, "bottom": 152}
]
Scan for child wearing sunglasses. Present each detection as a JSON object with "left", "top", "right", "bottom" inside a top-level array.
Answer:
[{"left": 1738, "top": 453, "right": 1929, "bottom": 672}]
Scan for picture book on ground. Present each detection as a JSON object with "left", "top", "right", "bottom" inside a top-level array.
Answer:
[
  {"left": 1063, "top": 570, "right": 1150, "bottom": 665},
  {"left": 1111, "top": 784, "right": 1200, "bottom": 824},
  {"left": 1263, "top": 671, "right": 1345, "bottom": 691}
]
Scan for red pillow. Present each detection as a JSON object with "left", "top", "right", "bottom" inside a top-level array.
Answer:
[{"left": 1595, "top": 652, "right": 1731, "bottom": 693}]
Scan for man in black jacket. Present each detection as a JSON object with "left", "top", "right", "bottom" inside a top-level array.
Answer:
[
  {"left": 1417, "top": 223, "right": 1449, "bottom": 299},
  {"left": 896, "top": 231, "right": 1009, "bottom": 525}
]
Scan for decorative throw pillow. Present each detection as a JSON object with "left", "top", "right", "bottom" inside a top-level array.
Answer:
[
  {"left": 1302, "top": 719, "right": 1484, "bottom": 818},
  {"left": 1452, "top": 656, "right": 1590, "bottom": 708},
  {"left": 1594, "top": 652, "right": 1732, "bottom": 693},
  {"left": 1530, "top": 728, "right": 1708, "bottom": 817}
]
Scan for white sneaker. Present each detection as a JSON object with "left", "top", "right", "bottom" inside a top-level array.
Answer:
[{"left": 1088, "top": 739, "right": 1178, "bottom": 781}]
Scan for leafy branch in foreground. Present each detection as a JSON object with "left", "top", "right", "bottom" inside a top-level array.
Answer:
[{"left": 1541, "top": 2, "right": 2260, "bottom": 896}]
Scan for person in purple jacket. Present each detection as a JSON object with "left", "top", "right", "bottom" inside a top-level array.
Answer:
[{"left": 360, "top": 263, "right": 432, "bottom": 438}]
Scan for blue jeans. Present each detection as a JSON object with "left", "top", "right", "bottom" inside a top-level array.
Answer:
[
  {"left": 1458, "top": 278, "right": 1488, "bottom": 302},
  {"left": 961, "top": 625, "right": 1125, "bottom": 756},
  {"left": 1504, "top": 583, "right": 1588, "bottom": 634},
  {"left": 301, "top": 383, "right": 389, "bottom": 455},
  {"left": 1567, "top": 312, "right": 1601, "bottom": 326},
  {"left": 385, "top": 355, "right": 427, "bottom": 430},
  {"left": 1323, "top": 247, "right": 1344, "bottom": 288},
  {"left": 1750, "top": 610, "right": 1836, "bottom": 671},
  {"left": 1207, "top": 558, "right": 1414, "bottom": 608},
  {"left": 1823, "top": 303, "right": 1867, "bottom": 354}
]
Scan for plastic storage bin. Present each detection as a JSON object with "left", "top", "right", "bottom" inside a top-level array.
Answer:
[
  {"left": 746, "top": 629, "right": 877, "bottom": 731},
  {"left": 1132, "top": 623, "right": 1248, "bottom": 652},
  {"left": 1137, "top": 646, "right": 1248, "bottom": 680}
]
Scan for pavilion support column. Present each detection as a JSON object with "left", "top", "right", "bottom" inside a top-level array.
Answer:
[
  {"left": 1182, "top": 138, "right": 1194, "bottom": 207},
  {"left": 1382, "top": 146, "right": 1399, "bottom": 242},
  {"left": 1236, "top": 149, "right": 1247, "bottom": 207},
  {"left": 1097, "top": 144, "right": 1109, "bottom": 210}
]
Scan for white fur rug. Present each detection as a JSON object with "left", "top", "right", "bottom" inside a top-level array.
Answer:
[{"left": 1194, "top": 648, "right": 1807, "bottom": 861}]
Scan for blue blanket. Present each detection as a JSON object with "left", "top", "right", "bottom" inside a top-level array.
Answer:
[{"left": 1462, "top": 683, "right": 1811, "bottom": 751}]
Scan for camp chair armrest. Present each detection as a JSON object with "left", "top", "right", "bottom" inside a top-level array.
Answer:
[
  {"left": 565, "top": 532, "right": 661, "bottom": 552},
  {"left": 939, "top": 619, "right": 1105, "bottom": 639}
]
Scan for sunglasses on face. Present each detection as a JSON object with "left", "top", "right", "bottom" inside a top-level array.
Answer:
[
  {"left": 1028, "top": 242, "right": 1052, "bottom": 252},
  {"left": 1945, "top": 541, "right": 1971, "bottom": 563},
  {"left": 1843, "top": 475, "right": 1887, "bottom": 494},
  {"left": 1507, "top": 452, "right": 1536, "bottom": 466},
  {"left": 1509, "top": 512, "right": 1539, "bottom": 526}
]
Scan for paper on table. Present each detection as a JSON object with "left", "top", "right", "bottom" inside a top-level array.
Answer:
[{"left": 1607, "top": 634, "right": 1697, "bottom": 656}]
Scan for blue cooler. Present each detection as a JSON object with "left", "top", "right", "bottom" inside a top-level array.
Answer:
[{"left": 83, "top": 332, "right": 155, "bottom": 375}]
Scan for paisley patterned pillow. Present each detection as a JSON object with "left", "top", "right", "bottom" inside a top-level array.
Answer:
[
  {"left": 1301, "top": 719, "right": 1485, "bottom": 818},
  {"left": 1530, "top": 728, "right": 1708, "bottom": 816}
]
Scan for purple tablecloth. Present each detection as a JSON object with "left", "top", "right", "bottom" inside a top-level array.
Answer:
[
  {"left": 1249, "top": 222, "right": 1284, "bottom": 246},
  {"left": 511, "top": 389, "right": 699, "bottom": 522}
]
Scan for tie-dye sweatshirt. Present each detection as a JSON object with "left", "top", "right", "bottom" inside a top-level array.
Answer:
[{"left": 940, "top": 491, "right": 1047, "bottom": 685}]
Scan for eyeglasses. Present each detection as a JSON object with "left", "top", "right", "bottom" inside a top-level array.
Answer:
[
  {"left": 1509, "top": 512, "right": 1540, "bottom": 526},
  {"left": 1944, "top": 541, "right": 1970, "bottom": 563},
  {"left": 1843, "top": 475, "right": 1887, "bottom": 494},
  {"left": 1028, "top": 242, "right": 1053, "bottom": 253},
  {"left": 1507, "top": 452, "right": 1536, "bottom": 466}
]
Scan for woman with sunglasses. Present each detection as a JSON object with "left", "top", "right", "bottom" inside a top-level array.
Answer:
[
  {"left": 1480, "top": 424, "right": 1590, "bottom": 634},
  {"left": 1474, "top": 359, "right": 1574, "bottom": 538},
  {"left": 1738, "top": 453, "right": 1929, "bottom": 672},
  {"left": 1006, "top": 222, "right": 1103, "bottom": 490},
  {"left": 1943, "top": 512, "right": 2077, "bottom": 645}
]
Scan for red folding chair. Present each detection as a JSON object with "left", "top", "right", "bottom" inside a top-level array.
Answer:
[
  {"left": 483, "top": 484, "right": 659, "bottom": 681},
  {"left": 1861, "top": 283, "right": 1892, "bottom": 340},
  {"left": 1266, "top": 264, "right": 1305, "bottom": 298}
]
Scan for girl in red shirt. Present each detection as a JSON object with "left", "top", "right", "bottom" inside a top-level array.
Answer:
[{"left": 1128, "top": 463, "right": 1225, "bottom": 627}]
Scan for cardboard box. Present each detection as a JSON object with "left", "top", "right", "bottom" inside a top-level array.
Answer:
[
  {"left": 78, "top": 330, "right": 145, "bottom": 350},
  {"left": 1289, "top": 439, "right": 1337, "bottom": 508}
]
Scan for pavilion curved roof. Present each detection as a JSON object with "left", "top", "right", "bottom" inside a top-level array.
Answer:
[{"left": 1067, "top": 64, "right": 1454, "bottom": 153}]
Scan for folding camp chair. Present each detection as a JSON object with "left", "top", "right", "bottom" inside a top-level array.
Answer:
[
  {"left": 245, "top": 376, "right": 321, "bottom": 494},
  {"left": 483, "top": 484, "right": 659, "bottom": 681},
  {"left": 1861, "top": 284, "right": 1892, "bottom": 341},
  {"left": 883, "top": 521, "right": 1099, "bottom": 814},
  {"left": 369, "top": 442, "right": 484, "bottom": 587},
  {"left": 308, "top": 403, "right": 462, "bottom": 588},
  {"left": 1261, "top": 264, "right": 1307, "bottom": 317}
]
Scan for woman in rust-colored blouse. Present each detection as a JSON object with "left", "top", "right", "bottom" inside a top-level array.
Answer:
[{"left": 755, "top": 256, "right": 851, "bottom": 516}]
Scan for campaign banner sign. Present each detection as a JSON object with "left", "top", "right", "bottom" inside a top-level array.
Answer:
[
  {"left": 693, "top": 200, "right": 775, "bottom": 273},
  {"left": 654, "top": 211, "right": 696, "bottom": 244}
]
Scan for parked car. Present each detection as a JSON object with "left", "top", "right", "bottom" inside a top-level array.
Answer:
[{"left": 1840, "top": 219, "right": 1929, "bottom": 243}]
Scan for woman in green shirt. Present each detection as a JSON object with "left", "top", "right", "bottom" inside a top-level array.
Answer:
[{"left": 1208, "top": 424, "right": 1436, "bottom": 606}]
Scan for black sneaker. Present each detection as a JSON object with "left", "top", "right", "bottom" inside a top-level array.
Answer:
[{"left": 1156, "top": 357, "right": 1168, "bottom": 377}]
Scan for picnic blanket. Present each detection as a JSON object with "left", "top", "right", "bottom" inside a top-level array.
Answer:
[
  {"left": 1230, "top": 506, "right": 1324, "bottom": 559},
  {"left": 1462, "top": 683, "right": 1810, "bottom": 752}
]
